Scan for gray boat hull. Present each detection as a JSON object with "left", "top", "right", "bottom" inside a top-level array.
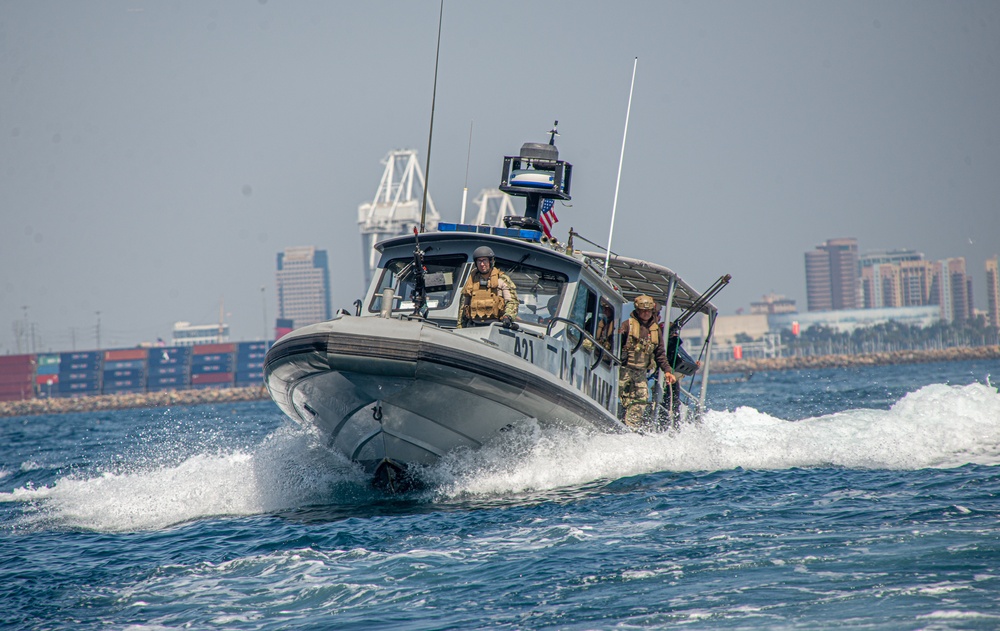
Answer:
[{"left": 264, "top": 315, "right": 624, "bottom": 486}]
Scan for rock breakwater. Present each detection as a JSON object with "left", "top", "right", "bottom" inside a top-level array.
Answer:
[
  {"left": 0, "top": 386, "right": 270, "bottom": 418},
  {"left": 2, "top": 346, "right": 998, "bottom": 418},
  {"left": 712, "top": 345, "right": 1000, "bottom": 374}
]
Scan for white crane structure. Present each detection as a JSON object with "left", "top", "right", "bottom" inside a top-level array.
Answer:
[
  {"left": 357, "top": 149, "right": 440, "bottom": 288},
  {"left": 469, "top": 188, "right": 518, "bottom": 228}
]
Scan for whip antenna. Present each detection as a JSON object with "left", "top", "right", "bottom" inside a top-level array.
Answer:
[
  {"left": 460, "top": 120, "right": 473, "bottom": 224},
  {"left": 604, "top": 57, "right": 638, "bottom": 275},
  {"left": 419, "top": 0, "right": 444, "bottom": 233}
]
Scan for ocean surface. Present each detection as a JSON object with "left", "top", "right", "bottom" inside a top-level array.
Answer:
[{"left": 2, "top": 359, "right": 999, "bottom": 630}]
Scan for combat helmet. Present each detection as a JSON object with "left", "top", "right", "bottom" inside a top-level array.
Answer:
[
  {"left": 633, "top": 295, "right": 656, "bottom": 310},
  {"left": 472, "top": 245, "right": 495, "bottom": 267}
]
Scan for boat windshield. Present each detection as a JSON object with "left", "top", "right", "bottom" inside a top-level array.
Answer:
[
  {"left": 369, "top": 254, "right": 466, "bottom": 313},
  {"left": 495, "top": 258, "right": 568, "bottom": 326}
]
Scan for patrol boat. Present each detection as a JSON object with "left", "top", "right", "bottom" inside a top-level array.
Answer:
[{"left": 264, "top": 129, "right": 728, "bottom": 490}]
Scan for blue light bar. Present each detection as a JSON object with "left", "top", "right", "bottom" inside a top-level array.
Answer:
[{"left": 436, "top": 223, "right": 542, "bottom": 242}]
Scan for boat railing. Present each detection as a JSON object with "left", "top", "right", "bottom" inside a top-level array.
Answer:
[{"left": 545, "top": 317, "right": 621, "bottom": 370}]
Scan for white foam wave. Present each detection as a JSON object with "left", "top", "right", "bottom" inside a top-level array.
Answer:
[
  {"left": 4, "top": 383, "right": 997, "bottom": 529},
  {"left": 2, "top": 425, "right": 368, "bottom": 532},
  {"left": 431, "top": 383, "right": 1000, "bottom": 497}
]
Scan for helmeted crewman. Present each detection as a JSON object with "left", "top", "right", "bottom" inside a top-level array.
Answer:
[
  {"left": 458, "top": 245, "right": 520, "bottom": 328},
  {"left": 617, "top": 294, "right": 677, "bottom": 427}
]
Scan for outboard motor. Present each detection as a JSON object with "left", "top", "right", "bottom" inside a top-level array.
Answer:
[{"left": 499, "top": 121, "right": 573, "bottom": 232}]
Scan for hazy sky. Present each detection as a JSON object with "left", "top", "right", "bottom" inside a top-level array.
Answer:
[{"left": 2, "top": 1, "right": 998, "bottom": 353}]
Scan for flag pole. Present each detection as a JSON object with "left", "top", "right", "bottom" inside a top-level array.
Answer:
[{"left": 604, "top": 57, "right": 638, "bottom": 276}]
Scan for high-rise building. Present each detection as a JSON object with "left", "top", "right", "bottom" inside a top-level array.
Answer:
[
  {"left": 805, "top": 238, "right": 859, "bottom": 312},
  {"left": 986, "top": 256, "right": 999, "bottom": 328},
  {"left": 276, "top": 246, "right": 332, "bottom": 329},
  {"left": 925, "top": 258, "right": 973, "bottom": 324},
  {"left": 860, "top": 249, "right": 923, "bottom": 309}
]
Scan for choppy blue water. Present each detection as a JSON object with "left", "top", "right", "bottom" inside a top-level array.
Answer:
[{"left": 2, "top": 360, "right": 999, "bottom": 630}]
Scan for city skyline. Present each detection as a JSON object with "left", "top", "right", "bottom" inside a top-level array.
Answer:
[{"left": 3, "top": 2, "right": 999, "bottom": 353}]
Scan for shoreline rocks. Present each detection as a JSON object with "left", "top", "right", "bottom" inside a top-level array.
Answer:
[
  {"left": 711, "top": 345, "right": 1000, "bottom": 374},
  {"left": 2, "top": 346, "right": 998, "bottom": 418},
  {"left": 0, "top": 385, "right": 270, "bottom": 418}
]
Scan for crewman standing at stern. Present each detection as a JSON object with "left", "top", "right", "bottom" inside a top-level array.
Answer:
[
  {"left": 458, "top": 245, "right": 519, "bottom": 328},
  {"left": 618, "top": 294, "right": 676, "bottom": 428}
]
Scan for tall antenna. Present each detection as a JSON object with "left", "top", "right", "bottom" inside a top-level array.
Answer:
[
  {"left": 419, "top": 0, "right": 444, "bottom": 233},
  {"left": 605, "top": 57, "right": 638, "bottom": 275},
  {"left": 460, "top": 120, "right": 473, "bottom": 224}
]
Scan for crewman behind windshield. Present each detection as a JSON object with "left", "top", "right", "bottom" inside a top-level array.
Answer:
[{"left": 457, "top": 245, "right": 519, "bottom": 329}]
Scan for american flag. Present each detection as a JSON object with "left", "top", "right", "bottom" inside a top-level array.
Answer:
[{"left": 539, "top": 198, "right": 559, "bottom": 239}]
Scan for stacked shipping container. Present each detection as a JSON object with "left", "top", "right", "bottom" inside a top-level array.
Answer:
[
  {"left": 0, "top": 354, "right": 35, "bottom": 402},
  {"left": 35, "top": 354, "right": 60, "bottom": 397},
  {"left": 103, "top": 349, "right": 148, "bottom": 394},
  {"left": 191, "top": 343, "right": 236, "bottom": 388},
  {"left": 58, "top": 351, "right": 101, "bottom": 397},
  {"left": 235, "top": 341, "right": 267, "bottom": 387},
  {"left": 1, "top": 341, "right": 271, "bottom": 401},
  {"left": 147, "top": 346, "right": 191, "bottom": 391}
]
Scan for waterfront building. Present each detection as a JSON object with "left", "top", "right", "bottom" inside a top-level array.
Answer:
[
  {"left": 770, "top": 306, "right": 940, "bottom": 335},
  {"left": 276, "top": 246, "right": 332, "bottom": 329},
  {"left": 750, "top": 293, "right": 797, "bottom": 315},
  {"left": 985, "top": 257, "right": 999, "bottom": 328},
  {"left": 933, "top": 258, "right": 973, "bottom": 324},
  {"left": 859, "top": 249, "right": 922, "bottom": 309},
  {"left": 805, "top": 238, "right": 860, "bottom": 312},
  {"left": 172, "top": 321, "right": 230, "bottom": 347}
]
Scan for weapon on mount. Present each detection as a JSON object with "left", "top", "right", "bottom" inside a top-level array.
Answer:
[
  {"left": 666, "top": 274, "right": 731, "bottom": 375},
  {"left": 410, "top": 227, "right": 429, "bottom": 318}
]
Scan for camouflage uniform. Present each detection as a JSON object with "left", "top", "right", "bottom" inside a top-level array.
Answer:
[
  {"left": 458, "top": 266, "right": 519, "bottom": 328},
  {"left": 618, "top": 298, "right": 675, "bottom": 428}
]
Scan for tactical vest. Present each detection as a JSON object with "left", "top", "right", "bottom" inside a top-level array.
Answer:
[
  {"left": 462, "top": 267, "right": 506, "bottom": 321},
  {"left": 624, "top": 316, "right": 659, "bottom": 370}
]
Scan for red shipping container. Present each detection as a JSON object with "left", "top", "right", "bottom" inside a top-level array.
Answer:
[
  {"left": 0, "top": 382, "right": 33, "bottom": 394},
  {"left": 0, "top": 373, "right": 33, "bottom": 386},
  {"left": 0, "top": 392, "right": 33, "bottom": 402},
  {"left": 193, "top": 343, "right": 236, "bottom": 355},
  {"left": 0, "top": 354, "right": 35, "bottom": 369},
  {"left": 104, "top": 349, "right": 148, "bottom": 361},
  {"left": 35, "top": 374, "right": 60, "bottom": 385},
  {"left": 191, "top": 372, "right": 234, "bottom": 385}
]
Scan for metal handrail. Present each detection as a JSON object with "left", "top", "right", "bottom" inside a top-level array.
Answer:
[{"left": 545, "top": 316, "right": 622, "bottom": 369}]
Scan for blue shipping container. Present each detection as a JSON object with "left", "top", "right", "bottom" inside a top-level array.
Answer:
[
  {"left": 149, "top": 365, "right": 188, "bottom": 377},
  {"left": 235, "top": 358, "right": 265, "bottom": 371},
  {"left": 148, "top": 347, "right": 190, "bottom": 366},
  {"left": 62, "top": 351, "right": 101, "bottom": 362},
  {"left": 104, "top": 359, "right": 147, "bottom": 370},
  {"left": 103, "top": 368, "right": 145, "bottom": 380},
  {"left": 58, "top": 381, "right": 100, "bottom": 395},
  {"left": 190, "top": 363, "right": 232, "bottom": 375},
  {"left": 60, "top": 357, "right": 102, "bottom": 372},
  {"left": 103, "top": 386, "right": 146, "bottom": 395},
  {"left": 237, "top": 341, "right": 269, "bottom": 352},
  {"left": 149, "top": 375, "right": 188, "bottom": 387},
  {"left": 103, "top": 378, "right": 145, "bottom": 389},
  {"left": 36, "top": 364, "right": 60, "bottom": 376},
  {"left": 59, "top": 371, "right": 100, "bottom": 383},
  {"left": 191, "top": 353, "right": 232, "bottom": 366}
]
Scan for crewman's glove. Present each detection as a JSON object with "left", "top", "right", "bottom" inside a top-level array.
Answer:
[{"left": 501, "top": 315, "right": 512, "bottom": 328}]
